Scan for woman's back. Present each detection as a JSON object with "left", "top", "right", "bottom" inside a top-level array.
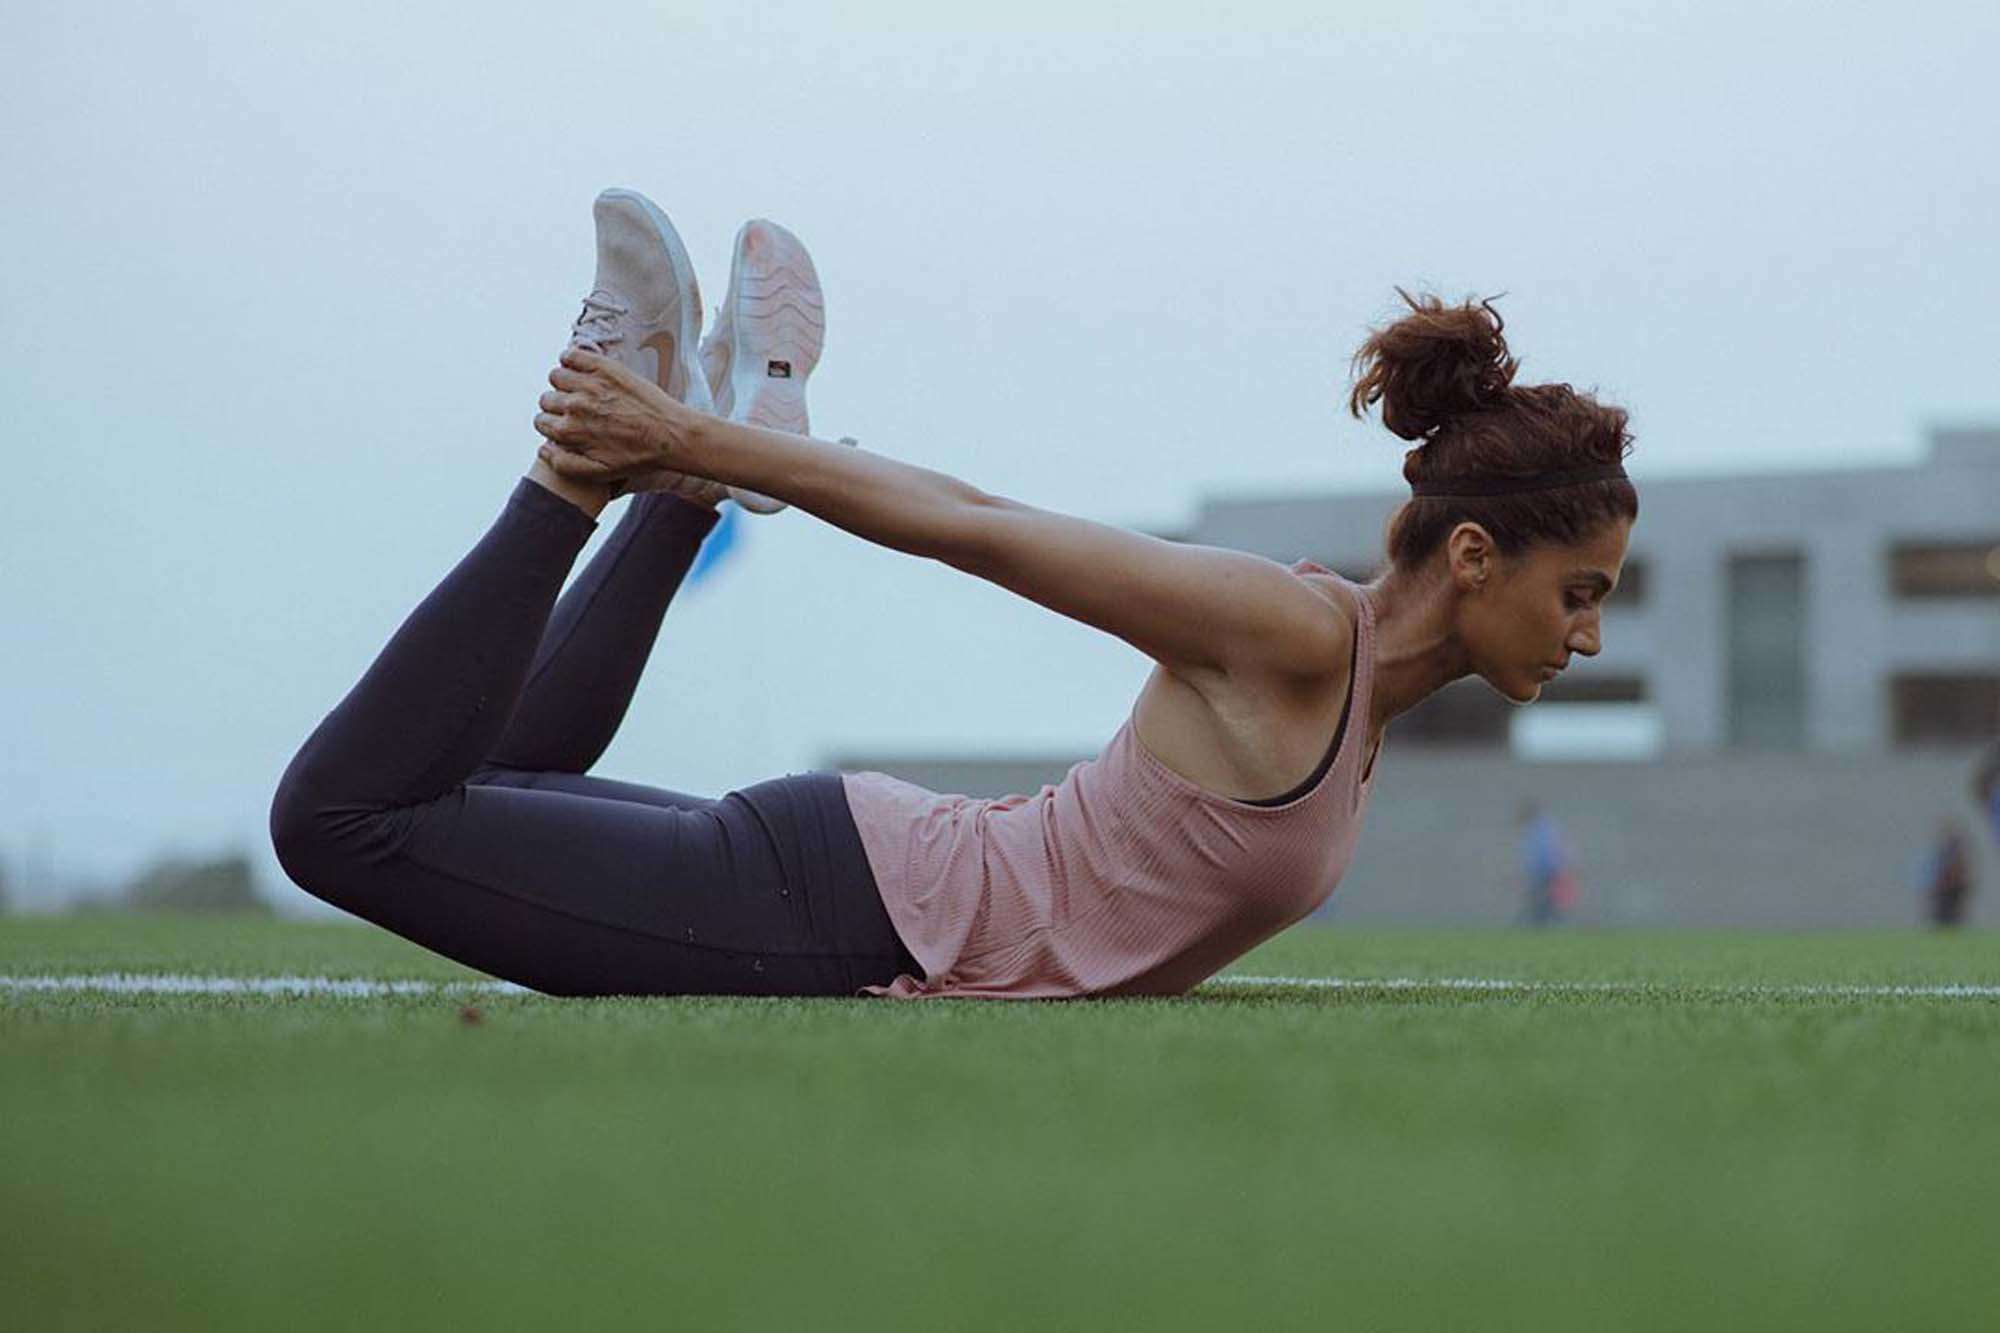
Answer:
[{"left": 843, "top": 564, "right": 1379, "bottom": 999}]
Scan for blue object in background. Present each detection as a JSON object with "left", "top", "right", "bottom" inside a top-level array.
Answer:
[
  {"left": 685, "top": 500, "right": 741, "bottom": 587},
  {"left": 1520, "top": 813, "right": 1565, "bottom": 886}
]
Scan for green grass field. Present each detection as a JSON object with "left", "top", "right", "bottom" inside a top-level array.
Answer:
[{"left": 6, "top": 917, "right": 1999, "bottom": 1331}]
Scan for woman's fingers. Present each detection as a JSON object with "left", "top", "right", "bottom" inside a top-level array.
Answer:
[
  {"left": 535, "top": 349, "right": 669, "bottom": 478},
  {"left": 536, "top": 438, "right": 612, "bottom": 474},
  {"left": 536, "top": 443, "right": 598, "bottom": 478}
]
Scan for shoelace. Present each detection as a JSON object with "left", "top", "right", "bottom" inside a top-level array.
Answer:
[{"left": 569, "top": 290, "right": 629, "bottom": 353}]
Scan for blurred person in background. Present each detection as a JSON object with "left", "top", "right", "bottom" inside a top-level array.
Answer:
[
  {"left": 1516, "top": 800, "right": 1576, "bottom": 927},
  {"left": 1922, "top": 820, "right": 1973, "bottom": 929}
]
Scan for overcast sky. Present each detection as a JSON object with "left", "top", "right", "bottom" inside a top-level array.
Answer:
[{"left": 3, "top": 0, "right": 1996, "bottom": 906}]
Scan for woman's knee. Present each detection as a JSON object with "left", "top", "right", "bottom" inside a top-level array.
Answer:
[
  {"left": 268, "top": 766, "right": 345, "bottom": 905},
  {"left": 267, "top": 758, "right": 408, "bottom": 910}
]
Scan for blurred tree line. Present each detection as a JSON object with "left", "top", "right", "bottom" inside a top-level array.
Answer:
[
  {"left": 116, "top": 852, "right": 269, "bottom": 914},
  {"left": 0, "top": 850, "right": 273, "bottom": 915}
]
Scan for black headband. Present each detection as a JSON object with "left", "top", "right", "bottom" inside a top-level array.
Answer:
[{"left": 1411, "top": 464, "right": 1629, "bottom": 498}]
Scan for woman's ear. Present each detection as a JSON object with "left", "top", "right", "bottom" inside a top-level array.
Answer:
[{"left": 1445, "top": 522, "right": 1495, "bottom": 594}]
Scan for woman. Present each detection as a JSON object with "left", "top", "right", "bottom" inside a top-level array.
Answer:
[{"left": 271, "top": 193, "right": 1636, "bottom": 1000}]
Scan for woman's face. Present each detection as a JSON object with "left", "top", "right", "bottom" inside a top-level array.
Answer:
[{"left": 1455, "top": 518, "right": 1633, "bottom": 703}]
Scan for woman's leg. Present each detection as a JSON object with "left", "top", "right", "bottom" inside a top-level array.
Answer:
[
  {"left": 467, "top": 764, "right": 717, "bottom": 813},
  {"left": 269, "top": 478, "right": 914, "bottom": 995},
  {"left": 481, "top": 489, "right": 720, "bottom": 775}
]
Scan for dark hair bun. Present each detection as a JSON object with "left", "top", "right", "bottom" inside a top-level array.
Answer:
[{"left": 1348, "top": 289, "right": 1519, "bottom": 441}]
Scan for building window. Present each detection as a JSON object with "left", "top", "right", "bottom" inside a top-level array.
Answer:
[
  {"left": 1389, "top": 677, "right": 1658, "bottom": 750},
  {"left": 1891, "top": 674, "right": 2000, "bottom": 745},
  {"left": 1510, "top": 676, "right": 1660, "bottom": 760},
  {"left": 1888, "top": 540, "right": 2000, "bottom": 598},
  {"left": 1727, "top": 552, "right": 1808, "bottom": 749},
  {"left": 1538, "top": 675, "right": 1647, "bottom": 705},
  {"left": 1609, "top": 557, "right": 1647, "bottom": 606},
  {"left": 1392, "top": 678, "right": 1511, "bottom": 745}
]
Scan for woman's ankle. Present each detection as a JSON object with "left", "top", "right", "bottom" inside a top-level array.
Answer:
[{"left": 527, "top": 458, "right": 613, "bottom": 520}]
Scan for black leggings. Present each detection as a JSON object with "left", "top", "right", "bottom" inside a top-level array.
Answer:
[{"left": 269, "top": 478, "right": 920, "bottom": 997}]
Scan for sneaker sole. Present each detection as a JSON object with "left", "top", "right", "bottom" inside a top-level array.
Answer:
[
  {"left": 721, "top": 220, "right": 825, "bottom": 513},
  {"left": 597, "top": 188, "right": 710, "bottom": 412}
]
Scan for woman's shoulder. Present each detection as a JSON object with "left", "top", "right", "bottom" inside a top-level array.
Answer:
[
  {"left": 1286, "top": 561, "right": 1365, "bottom": 626},
  {"left": 1257, "top": 560, "right": 1360, "bottom": 684}
]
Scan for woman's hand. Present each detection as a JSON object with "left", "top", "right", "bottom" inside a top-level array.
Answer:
[{"left": 533, "top": 346, "right": 697, "bottom": 487}]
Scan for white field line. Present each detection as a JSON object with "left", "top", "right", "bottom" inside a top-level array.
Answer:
[
  {"left": 0, "top": 973, "right": 526, "bottom": 997},
  {"left": 1216, "top": 975, "right": 2000, "bottom": 999},
  {"left": 2, "top": 972, "right": 1998, "bottom": 1000}
]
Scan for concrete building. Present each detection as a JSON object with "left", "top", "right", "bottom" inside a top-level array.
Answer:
[
  {"left": 830, "top": 428, "right": 2000, "bottom": 928},
  {"left": 1181, "top": 424, "right": 2000, "bottom": 759}
]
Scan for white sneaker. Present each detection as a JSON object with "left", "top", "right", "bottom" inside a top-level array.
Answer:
[
  {"left": 568, "top": 189, "right": 726, "bottom": 503},
  {"left": 695, "top": 218, "right": 831, "bottom": 514}
]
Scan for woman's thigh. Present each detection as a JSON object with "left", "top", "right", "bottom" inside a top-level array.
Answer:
[
  {"left": 277, "top": 775, "right": 910, "bottom": 997},
  {"left": 467, "top": 763, "right": 717, "bottom": 812}
]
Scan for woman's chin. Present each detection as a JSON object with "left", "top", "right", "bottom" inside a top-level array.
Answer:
[{"left": 1484, "top": 670, "right": 1542, "bottom": 705}]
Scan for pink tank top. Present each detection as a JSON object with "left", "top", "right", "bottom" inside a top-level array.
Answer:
[{"left": 840, "top": 563, "right": 1379, "bottom": 999}]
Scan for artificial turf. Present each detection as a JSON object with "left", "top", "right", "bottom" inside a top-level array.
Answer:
[{"left": 4, "top": 916, "right": 1997, "bottom": 1331}]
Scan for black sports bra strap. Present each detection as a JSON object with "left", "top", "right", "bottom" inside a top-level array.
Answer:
[{"left": 1240, "top": 609, "right": 1360, "bottom": 808}]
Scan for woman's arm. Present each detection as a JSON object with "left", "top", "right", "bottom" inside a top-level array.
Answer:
[
  {"left": 682, "top": 416, "right": 1344, "bottom": 678},
  {"left": 680, "top": 414, "right": 992, "bottom": 564},
  {"left": 534, "top": 348, "right": 1346, "bottom": 680}
]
